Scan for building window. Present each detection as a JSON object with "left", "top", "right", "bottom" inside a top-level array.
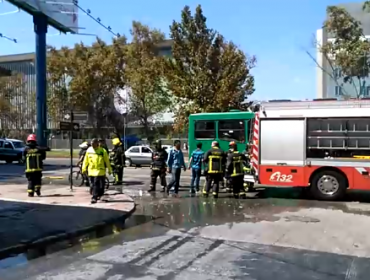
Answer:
[
  {"left": 365, "top": 86, "right": 370, "bottom": 97},
  {"left": 333, "top": 68, "right": 342, "bottom": 79},
  {"left": 335, "top": 86, "right": 342, "bottom": 96}
]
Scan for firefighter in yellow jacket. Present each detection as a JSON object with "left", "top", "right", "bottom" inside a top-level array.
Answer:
[
  {"left": 82, "top": 138, "right": 112, "bottom": 203},
  {"left": 203, "top": 141, "right": 225, "bottom": 198},
  {"left": 226, "top": 141, "right": 247, "bottom": 198}
]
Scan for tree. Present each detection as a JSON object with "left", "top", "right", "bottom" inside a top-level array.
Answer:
[
  {"left": 317, "top": 5, "right": 370, "bottom": 98},
  {"left": 125, "top": 21, "right": 172, "bottom": 139},
  {"left": 47, "top": 36, "right": 127, "bottom": 135},
  {"left": 165, "top": 5, "right": 256, "bottom": 131},
  {"left": 0, "top": 74, "right": 36, "bottom": 136}
]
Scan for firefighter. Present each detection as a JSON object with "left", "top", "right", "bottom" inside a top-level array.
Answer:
[
  {"left": 149, "top": 140, "right": 168, "bottom": 192},
  {"left": 78, "top": 141, "right": 90, "bottom": 186},
  {"left": 223, "top": 142, "right": 235, "bottom": 192},
  {"left": 82, "top": 138, "right": 112, "bottom": 204},
  {"left": 109, "top": 137, "right": 125, "bottom": 185},
  {"left": 203, "top": 141, "right": 225, "bottom": 198},
  {"left": 226, "top": 141, "right": 248, "bottom": 198},
  {"left": 23, "top": 134, "right": 50, "bottom": 197}
]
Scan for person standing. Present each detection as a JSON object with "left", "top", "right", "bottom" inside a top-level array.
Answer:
[
  {"left": 110, "top": 137, "right": 125, "bottom": 185},
  {"left": 226, "top": 141, "right": 247, "bottom": 198},
  {"left": 166, "top": 140, "right": 186, "bottom": 195},
  {"left": 78, "top": 141, "right": 91, "bottom": 187},
  {"left": 189, "top": 142, "right": 204, "bottom": 194},
  {"left": 82, "top": 138, "right": 112, "bottom": 204},
  {"left": 98, "top": 138, "right": 109, "bottom": 154},
  {"left": 203, "top": 141, "right": 225, "bottom": 198},
  {"left": 23, "top": 134, "right": 50, "bottom": 197},
  {"left": 149, "top": 140, "right": 168, "bottom": 192}
]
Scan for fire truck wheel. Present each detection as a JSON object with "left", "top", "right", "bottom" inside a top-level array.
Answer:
[{"left": 310, "top": 170, "right": 346, "bottom": 201}]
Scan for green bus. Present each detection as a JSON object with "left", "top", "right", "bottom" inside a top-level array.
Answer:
[{"left": 187, "top": 110, "right": 255, "bottom": 160}]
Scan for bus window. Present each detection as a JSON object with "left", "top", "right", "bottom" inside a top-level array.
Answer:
[
  {"left": 218, "top": 120, "right": 245, "bottom": 142},
  {"left": 195, "top": 121, "right": 215, "bottom": 139}
]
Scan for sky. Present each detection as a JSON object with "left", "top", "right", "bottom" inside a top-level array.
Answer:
[{"left": 0, "top": 0, "right": 359, "bottom": 101}]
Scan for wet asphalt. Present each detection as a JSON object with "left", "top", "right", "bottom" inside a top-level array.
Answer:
[{"left": 3, "top": 162, "right": 370, "bottom": 279}]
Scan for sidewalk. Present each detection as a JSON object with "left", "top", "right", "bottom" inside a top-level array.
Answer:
[{"left": 0, "top": 184, "right": 135, "bottom": 259}]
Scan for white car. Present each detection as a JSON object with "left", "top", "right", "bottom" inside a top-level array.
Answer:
[{"left": 125, "top": 145, "right": 153, "bottom": 166}]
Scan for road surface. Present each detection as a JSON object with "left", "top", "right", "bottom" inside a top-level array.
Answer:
[{"left": 2, "top": 161, "right": 370, "bottom": 279}]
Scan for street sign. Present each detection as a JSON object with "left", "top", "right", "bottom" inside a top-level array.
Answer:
[{"left": 59, "top": 121, "right": 80, "bottom": 131}]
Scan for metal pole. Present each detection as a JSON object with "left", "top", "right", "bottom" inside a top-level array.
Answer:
[
  {"left": 123, "top": 116, "right": 126, "bottom": 150},
  {"left": 70, "top": 110, "right": 74, "bottom": 191},
  {"left": 34, "top": 15, "right": 48, "bottom": 147}
]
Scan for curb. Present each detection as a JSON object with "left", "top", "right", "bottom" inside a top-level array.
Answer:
[{"left": 0, "top": 199, "right": 136, "bottom": 260}]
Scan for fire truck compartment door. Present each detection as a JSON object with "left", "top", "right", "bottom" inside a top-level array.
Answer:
[{"left": 260, "top": 119, "right": 305, "bottom": 166}]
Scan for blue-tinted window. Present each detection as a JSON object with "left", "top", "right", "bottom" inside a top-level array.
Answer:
[
  {"left": 366, "top": 86, "right": 370, "bottom": 96},
  {"left": 335, "top": 86, "right": 342, "bottom": 96}
]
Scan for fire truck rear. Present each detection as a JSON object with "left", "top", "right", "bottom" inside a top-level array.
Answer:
[{"left": 250, "top": 99, "right": 370, "bottom": 200}]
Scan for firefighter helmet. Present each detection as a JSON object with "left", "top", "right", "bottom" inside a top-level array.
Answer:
[
  {"left": 27, "top": 134, "right": 37, "bottom": 142},
  {"left": 229, "top": 141, "right": 236, "bottom": 147},
  {"left": 112, "top": 138, "right": 121, "bottom": 146},
  {"left": 79, "top": 141, "right": 89, "bottom": 149}
]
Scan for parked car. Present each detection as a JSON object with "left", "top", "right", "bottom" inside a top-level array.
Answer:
[
  {"left": 0, "top": 138, "right": 26, "bottom": 164},
  {"left": 125, "top": 145, "right": 153, "bottom": 166}
]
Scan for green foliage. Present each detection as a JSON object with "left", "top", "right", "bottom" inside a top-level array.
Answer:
[
  {"left": 0, "top": 74, "right": 35, "bottom": 130},
  {"left": 165, "top": 5, "right": 256, "bottom": 131},
  {"left": 47, "top": 36, "right": 127, "bottom": 129},
  {"left": 321, "top": 5, "right": 370, "bottom": 98},
  {"left": 125, "top": 21, "right": 172, "bottom": 137}
]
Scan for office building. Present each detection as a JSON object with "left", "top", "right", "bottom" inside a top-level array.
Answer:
[{"left": 316, "top": 2, "right": 370, "bottom": 99}]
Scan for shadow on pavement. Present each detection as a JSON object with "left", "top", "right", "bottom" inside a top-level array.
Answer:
[
  {"left": 0, "top": 200, "right": 132, "bottom": 262},
  {"left": 258, "top": 187, "right": 370, "bottom": 204}
]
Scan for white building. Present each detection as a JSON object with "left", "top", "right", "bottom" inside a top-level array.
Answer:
[{"left": 316, "top": 2, "right": 370, "bottom": 99}]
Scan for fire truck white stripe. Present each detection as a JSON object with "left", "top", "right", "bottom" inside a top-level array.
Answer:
[
  {"left": 251, "top": 112, "right": 260, "bottom": 172},
  {"left": 356, "top": 167, "right": 367, "bottom": 174}
]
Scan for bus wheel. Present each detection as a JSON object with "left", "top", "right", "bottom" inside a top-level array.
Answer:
[{"left": 310, "top": 170, "right": 346, "bottom": 201}]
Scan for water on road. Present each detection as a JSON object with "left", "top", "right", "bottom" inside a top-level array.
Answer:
[{"left": 3, "top": 162, "right": 370, "bottom": 279}]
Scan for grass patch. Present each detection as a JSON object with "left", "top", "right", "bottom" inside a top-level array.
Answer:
[{"left": 47, "top": 150, "right": 80, "bottom": 158}]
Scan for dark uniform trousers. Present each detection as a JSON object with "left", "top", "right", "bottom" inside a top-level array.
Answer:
[
  {"left": 230, "top": 175, "right": 244, "bottom": 196},
  {"left": 205, "top": 173, "right": 223, "bottom": 195},
  {"left": 150, "top": 168, "right": 167, "bottom": 190},
  {"left": 26, "top": 171, "right": 42, "bottom": 195},
  {"left": 90, "top": 176, "right": 105, "bottom": 198},
  {"left": 114, "top": 166, "right": 124, "bottom": 184}
]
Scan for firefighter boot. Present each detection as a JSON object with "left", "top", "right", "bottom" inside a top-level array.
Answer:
[
  {"left": 148, "top": 185, "right": 156, "bottom": 192},
  {"left": 239, "top": 191, "right": 247, "bottom": 199},
  {"left": 202, "top": 189, "right": 209, "bottom": 197},
  {"left": 212, "top": 192, "right": 218, "bottom": 199},
  {"left": 35, "top": 186, "right": 41, "bottom": 197}
]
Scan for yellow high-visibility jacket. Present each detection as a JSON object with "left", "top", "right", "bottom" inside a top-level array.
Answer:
[{"left": 82, "top": 146, "right": 112, "bottom": 177}]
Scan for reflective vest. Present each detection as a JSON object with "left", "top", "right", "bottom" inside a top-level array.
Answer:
[
  {"left": 152, "top": 149, "right": 167, "bottom": 170},
  {"left": 229, "top": 151, "right": 244, "bottom": 177},
  {"left": 25, "top": 147, "right": 44, "bottom": 173},
  {"left": 82, "top": 147, "right": 112, "bottom": 177},
  {"left": 206, "top": 147, "right": 224, "bottom": 174},
  {"left": 110, "top": 145, "right": 125, "bottom": 167}
]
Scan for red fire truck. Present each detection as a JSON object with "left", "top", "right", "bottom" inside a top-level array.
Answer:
[{"left": 250, "top": 99, "right": 370, "bottom": 200}]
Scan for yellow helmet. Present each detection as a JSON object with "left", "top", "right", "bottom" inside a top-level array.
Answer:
[{"left": 112, "top": 138, "right": 121, "bottom": 146}]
